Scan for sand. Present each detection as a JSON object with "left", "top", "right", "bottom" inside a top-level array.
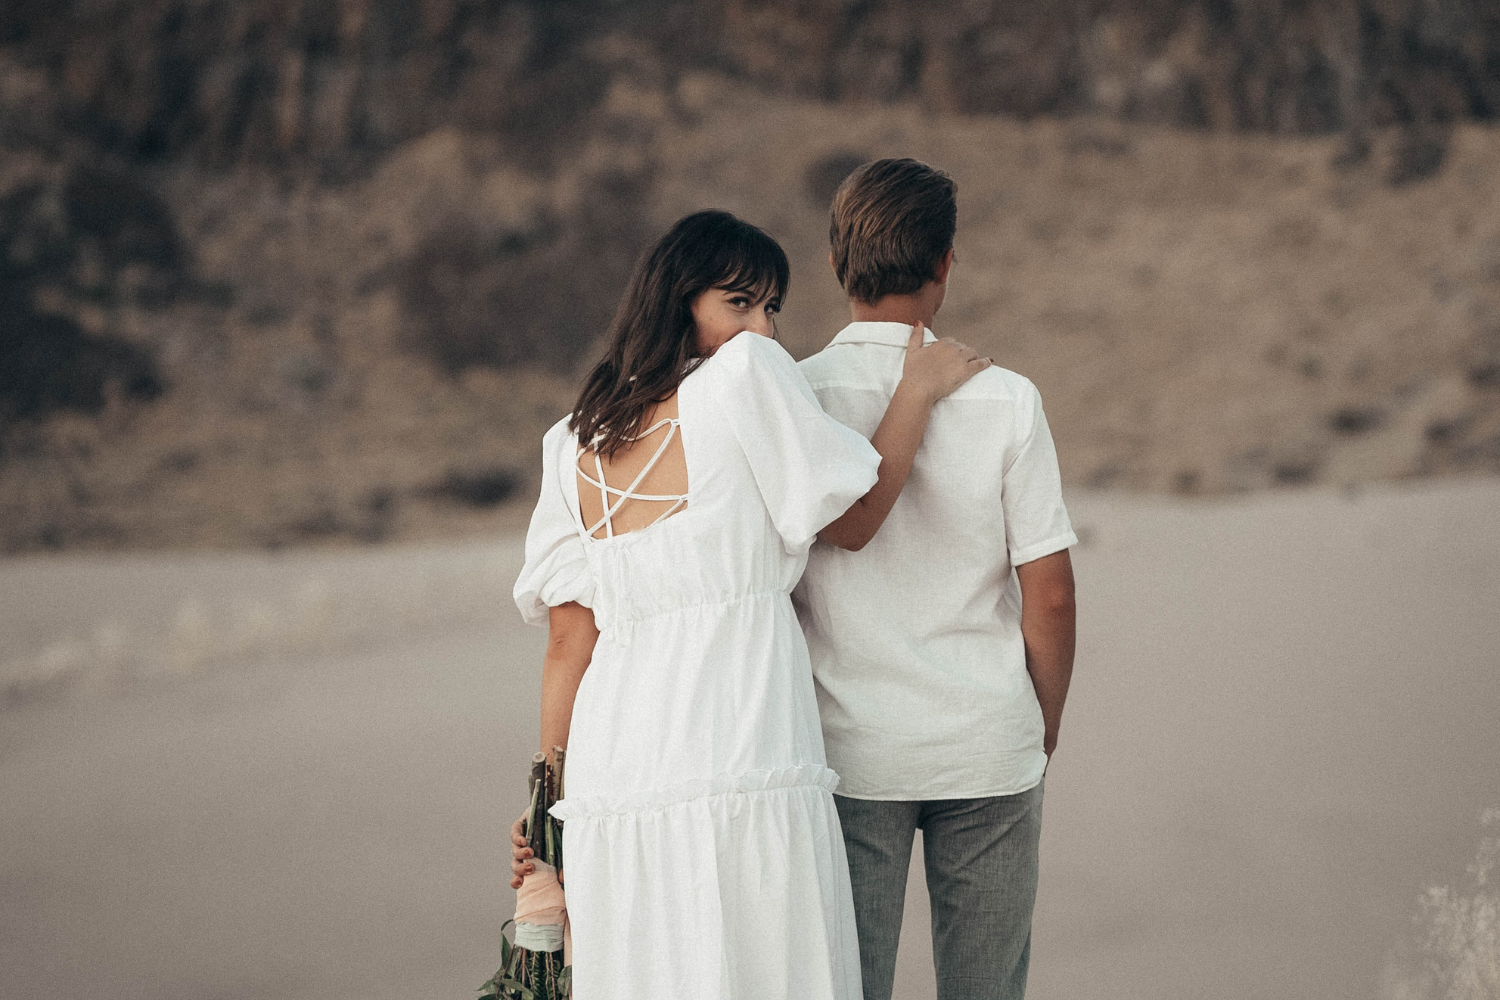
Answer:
[{"left": 2, "top": 478, "right": 1498, "bottom": 1000}]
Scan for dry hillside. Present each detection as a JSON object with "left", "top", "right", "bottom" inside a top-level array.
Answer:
[{"left": 2, "top": 2, "right": 1499, "bottom": 552}]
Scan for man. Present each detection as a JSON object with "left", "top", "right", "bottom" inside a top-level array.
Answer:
[{"left": 797, "top": 157, "right": 1077, "bottom": 1000}]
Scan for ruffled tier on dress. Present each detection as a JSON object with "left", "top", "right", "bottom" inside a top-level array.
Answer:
[{"left": 556, "top": 768, "right": 861, "bottom": 1000}]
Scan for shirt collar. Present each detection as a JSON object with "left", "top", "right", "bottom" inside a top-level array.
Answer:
[{"left": 826, "top": 321, "right": 938, "bottom": 349}]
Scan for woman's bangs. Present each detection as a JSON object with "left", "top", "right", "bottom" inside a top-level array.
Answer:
[{"left": 709, "top": 230, "right": 789, "bottom": 306}]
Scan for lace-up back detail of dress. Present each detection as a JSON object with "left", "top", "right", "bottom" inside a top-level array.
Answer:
[{"left": 576, "top": 401, "right": 689, "bottom": 540}]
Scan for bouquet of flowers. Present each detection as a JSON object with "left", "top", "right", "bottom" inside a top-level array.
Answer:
[{"left": 478, "top": 748, "right": 571, "bottom": 1000}]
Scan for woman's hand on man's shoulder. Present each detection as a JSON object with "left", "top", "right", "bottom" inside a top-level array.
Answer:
[{"left": 899, "top": 322, "right": 990, "bottom": 405}]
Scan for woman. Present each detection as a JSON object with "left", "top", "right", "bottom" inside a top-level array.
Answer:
[{"left": 510, "top": 210, "right": 987, "bottom": 999}]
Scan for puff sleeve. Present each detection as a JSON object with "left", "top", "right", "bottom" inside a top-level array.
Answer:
[
  {"left": 513, "top": 419, "right": 596, "bottom": 626},
  {"left": 717, "top": 332, "right": 881, "bottom": 555}
]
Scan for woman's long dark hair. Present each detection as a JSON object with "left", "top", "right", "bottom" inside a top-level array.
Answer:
[{"left": 570, "top": 210, "right": 790, "bottom": 457}]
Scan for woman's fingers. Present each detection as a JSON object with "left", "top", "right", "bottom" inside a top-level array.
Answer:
[
  {"left": 901, "top": 331, "right": 989, "bottom": 401},
  {"left": 512, "top": 867, "right": 561, "bottom": 888},
  {"left": 936, "top": 339, "right": 987, "bottom": 392},
  {"left": 509, "top": 812, "right": 529, "bottom": 889},
  {"left": 940, "top": 337, "right": 980, "bottom": 362},
  {"left": 946, "top": 339, "right": 989, "bottom": 374},
  {"left": 936, "top": 337, "right": 982, "bottom": 366},
  {"left": 906, "top": 321, "right": 926, "bottom": 355}
]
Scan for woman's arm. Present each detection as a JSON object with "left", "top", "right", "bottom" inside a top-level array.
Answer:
[
  {"left": 511, "top": 600, "right": 598, "bottom": 888},
  {"left": 819, "top": 323, "right": 989, "bottom": 551},
  {"left": 538, "top": 601, "right": 599, "bottom": 753}
]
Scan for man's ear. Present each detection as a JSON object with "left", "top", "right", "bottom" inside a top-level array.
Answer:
[{"left": 934, "top": 247, "right": 955, "bottom": 286}]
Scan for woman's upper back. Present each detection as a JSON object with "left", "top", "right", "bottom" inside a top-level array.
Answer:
[
  {"left": 575, "top": 395, "right": 689, "bottom": 540},
  {"left": 514, "top": 333, "right": 882, "bottom": 630}
]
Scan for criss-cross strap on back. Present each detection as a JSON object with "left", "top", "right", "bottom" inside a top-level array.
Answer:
[{"left": 576, "top": 417, "right": 688, "bottom": 539}]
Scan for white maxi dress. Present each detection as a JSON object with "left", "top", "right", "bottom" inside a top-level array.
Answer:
[{"left": 513, "top": 331, "right": 881, "bottom": 1000}]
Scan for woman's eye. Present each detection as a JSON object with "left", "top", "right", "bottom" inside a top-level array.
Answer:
[
  {"left": 729, "top": 296, "right": 750, "bottom": 308},
  {"left": 765, "top": 302, "right": 781, "bottom": 315}
]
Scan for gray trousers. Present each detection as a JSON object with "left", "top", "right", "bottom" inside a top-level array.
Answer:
[{"left": 834, "top": 777, "right": 1044, "bottom": 1000}]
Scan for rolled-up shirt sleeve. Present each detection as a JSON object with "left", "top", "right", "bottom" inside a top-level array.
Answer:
[{"left": 1002, "top": 381, "right": 1078, "bottom": 566}]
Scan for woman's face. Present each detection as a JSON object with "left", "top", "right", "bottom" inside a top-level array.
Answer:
[{"left": 690, "top": 286, "right": 780, "bottom": 355}]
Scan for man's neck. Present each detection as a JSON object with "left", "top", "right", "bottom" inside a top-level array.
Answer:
[{"left": 848, "top": 292, "right": 939, "bottom": 330}]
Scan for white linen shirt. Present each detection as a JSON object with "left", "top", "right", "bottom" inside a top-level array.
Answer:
[{"left": 795, "top": 321, "right": 1077, "bottom": 800}]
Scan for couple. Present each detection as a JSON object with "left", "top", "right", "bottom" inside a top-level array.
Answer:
[{"left": 509, "top": 158, "right": 1077, "bottom": 1000}]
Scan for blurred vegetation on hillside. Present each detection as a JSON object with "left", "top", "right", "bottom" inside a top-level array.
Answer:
[{"left": 2, "top": 1, "right": 1498, "bottom": 551}]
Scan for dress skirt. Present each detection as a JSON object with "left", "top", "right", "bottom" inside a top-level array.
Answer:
[{"left": 554, "top": 768, "right": 862, "bottom": 1000}]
